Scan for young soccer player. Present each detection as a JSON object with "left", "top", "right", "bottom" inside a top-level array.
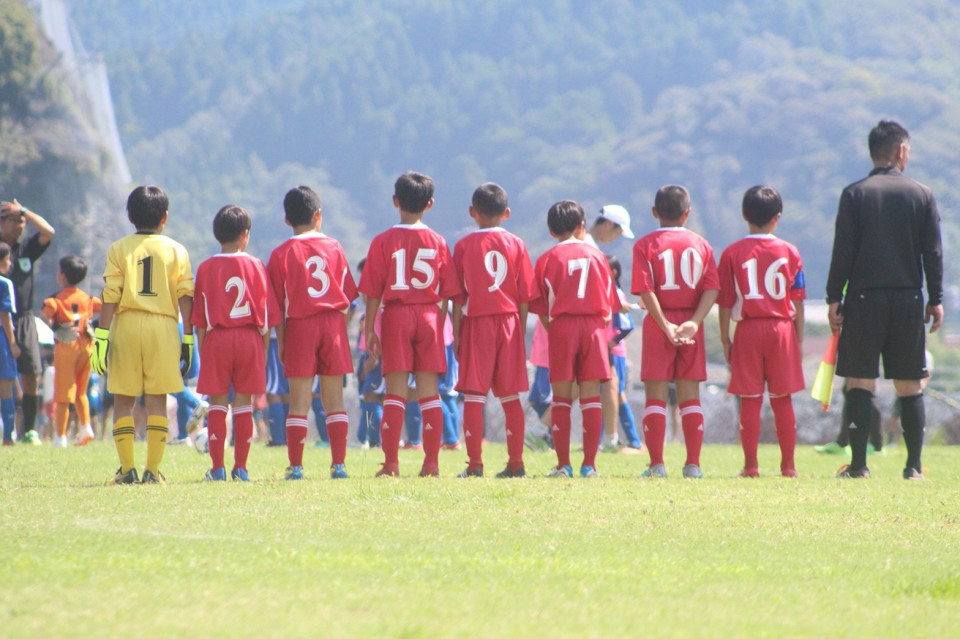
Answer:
[
  {"left": 41, "top": 256, "right": 101, "bottom": 447},
  {"left": 93, "top": 185, "right": 195, "bottom": 484},
  {"left": 451, "top": 182, "right": 537, "bottom": 478},
  {"left": 0, "top": 243, "right": 19, "bottom": 445},
  {"left": 267, "top": 186, "right": 357, "bottom": 480},
  {"left": 530, "top": 200, "right": 619, "bottom": 478},
  {"left": 631, "top": 185, "right": 719, "bottom": 478},
  {"left": 359, "top": 171, "right": 462, "bottom": 477},
  {"left": 192, "top": 205, "right": 280, "bottom": 481},
  {"left": 718, "top": 186, "right": 805, "bottom": 478}
]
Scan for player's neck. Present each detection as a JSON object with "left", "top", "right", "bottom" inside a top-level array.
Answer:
[
  {"left": 134, "top": 226, "right": 162, "bottom": 235},
  {"left": 219, "top": 241, "right": 244, "bottom": 254},
  {"left": 748, "top": 223, "right": 774, "bottom": 235},
  {"left": 398, "top": 210, "right": 425, "bottom": 225},
  {"left": 474, "top": 218, "right": 502, "bottom": 230},
  {"left": 658, "top": 221, "right": 685, "bottom": 229},
  {"left": 291, "top": 224, "right": 319, "bottom": 236},
  {"left": 553, "top": 231, "right": 578, "bottom": 242}
]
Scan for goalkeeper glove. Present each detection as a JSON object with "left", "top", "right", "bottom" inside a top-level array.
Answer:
[
  {"left": 180, "top": 333, "right": 195, "bottom": 377},
  {"left": 90, "top": 327, "right": 110, "bottom": 375}
]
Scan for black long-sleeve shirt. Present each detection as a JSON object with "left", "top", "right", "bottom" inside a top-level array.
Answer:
[{"left": 826, "top": 166, "right": 943, "bottom": 306}]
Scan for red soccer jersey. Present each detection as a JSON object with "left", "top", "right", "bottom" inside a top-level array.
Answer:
[
  {"left": 717, "top": 234, "right": 806, "bottom": 321},
  {"left": 631, "top": 227, "right": 720, "bottom": 310},
  {"left": 358, "top": 223, "right": 460, "bottom": 306},
  {"left": 452, "top": 227, "right": 538, "bottom": 316},
  {"left": 529, "top": 239, "right": 619, "bottom": 320},
  {"left": 191, "top": 253, "right": 281, "bottom": 332},
  {"left": 267, "top": 232, "right": 358, "bottom": 319}
]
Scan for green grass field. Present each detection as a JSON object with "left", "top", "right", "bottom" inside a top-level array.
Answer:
[{"left": 2, "top": 442, "right": 958, "bottom": 638}]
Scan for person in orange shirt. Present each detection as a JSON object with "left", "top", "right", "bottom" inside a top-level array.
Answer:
[{"left": 41, "top": 256, "right": 101, "bottom": 447}]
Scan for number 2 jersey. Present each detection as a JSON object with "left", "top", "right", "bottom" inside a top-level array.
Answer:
[
  {"left": 717, "top": 234, "right": 805, "bottom": 320},
  {"left": 191, "top": 253, "right": 281, "bottom": 333},
  {"left": 267, "top": 232, "right": 358, "bottom": 318},
  {"left": 630, "top": 227, "right": 719, "bottom": 310},
  {"left": 101, "top": 233, "right": 194, "bottom": 318},
  {"left": 358, "top": 223, "right": 461, "bottom": 306},
  {"left": 451, "top": 227, "right": 538, "bottom": 316}
]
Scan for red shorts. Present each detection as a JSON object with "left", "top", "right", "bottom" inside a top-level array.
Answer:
[
  {"left": 283, "top": 311, "right": 353, "bottom": 378},
  {"left": 547, "top": 315, "right": 610, "bottom": 383},
  {"left": 456, "top": 313, "right": 528, "bottom": 396},
  {"left": 197, "top": 326, "right": 267, "bottom": 395},
  {"left": 728, "top": 317, "right": 804, "bottom": 396},
  {"left": 380, "top": 304, "right": 446, "bottom": 375},
  {"left": 640, "top": 309, "right": 706, "bottom": 381}
]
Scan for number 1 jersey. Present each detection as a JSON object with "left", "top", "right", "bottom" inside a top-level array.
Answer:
[
  {"left": 102, "top": 233, "right": 194, "bottom": 319},
  {"left": 452, "top": 227, "right": 538, "bottom": 316},
  {"left": 717, "top": 234, "right": 805, "bottom": 321},
  {"left": 631, "top": 227, "right": 719, "bottom": 310},
  {"left": 267, "top": 232, "right": 358, "bottom": 319},
  {"left": 192, "top": 253, "right": 281, "bottom": 332}
]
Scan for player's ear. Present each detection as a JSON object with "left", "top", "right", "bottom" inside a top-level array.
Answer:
[
  {"left": 651, "top": 207, "right": 659, "bottom": 220},
  {"left": 392, "top": 195, "right": 400, "bottom": 209},
  {"left": 680, "top": 209, "right": 691, "bottom": 224},
  {"left": 502, "top": 207, "right": 511, "bottom": 220},
  {"left": 423, "top": 198, "right": 434, "bottom": 212}
]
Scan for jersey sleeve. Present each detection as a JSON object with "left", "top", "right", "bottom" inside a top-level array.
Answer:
[
  {"left": 630, "top": 239, "right": 653, "bottom": 295},
  {"left": 266, "top": 249, "right": 287, "bottom": 318},
  {"left": 101, "top": 244, "right": 124, "bottom": 304},
  {"left": 176, "top": 246, "right": 195, "bottom": 299},
  {"left": 41, "top": 297, "right": 57, "bottom": 321},
  {"left": 716, "top": 248, "right": 737, "bottom": 309},
  {"left": 789, "top": 246, "right": 806, "bottom": 301},
  {"left": 189, "top": 263, "right": 208, "bottom": 329},
  {"left": 701, "top": 242, "right": 720, "bottom": 292},
  {"left": 436, "top": 241, "right": 462, "bottom": 300},
  {"left": 451, "top": 243, "right": 468, "bottom": 307},
  {"left": 358, "top": 236, "right": 386, "bottom": 300},
  {"left": 528, "top": 253, "right": 549, "bottom": 317},
  {"left": 516, "top": 242, "right": 539, "bottom": 304}
]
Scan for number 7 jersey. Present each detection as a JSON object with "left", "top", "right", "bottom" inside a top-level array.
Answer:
[
  {"left": 267, "top": 232, "right": 358, "bottom": 318},
  {"left": 192, "top": 253, "right": 281, "bottom": 332},
  {"left": 631, "top": 227, "right": 719, "bottom": 310}
]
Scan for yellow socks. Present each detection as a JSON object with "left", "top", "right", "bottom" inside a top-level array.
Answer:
[
  {"left": 145, "top": 414, "right": 169, "bottom": 475},
  {"left": 112, "top": 416, "right": 136, "bottom": 473}
]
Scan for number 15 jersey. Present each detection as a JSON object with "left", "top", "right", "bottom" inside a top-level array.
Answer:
[
  {"left": 102, "top": 232, "right": 194, "bottom": 318},
  {"left": 191, "top": 253, "right": 281, "bottom": 332},
  {"left": 267, "top": 232, "right": 358, "bottom": 319},
  {"left": 631, "top": 227, "right": 719, "bottom": 310}
]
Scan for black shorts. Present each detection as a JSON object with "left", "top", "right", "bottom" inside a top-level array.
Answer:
[
  {"left": 836, "top": 289, "right": 928, "bottom": 380},
  {"left": 14, "top": 312, "right": 43, "bottom": 378}
]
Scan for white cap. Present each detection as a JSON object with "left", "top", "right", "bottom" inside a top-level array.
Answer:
[{"left": 598, "top": 204, "right": 634, "bottom": 239}]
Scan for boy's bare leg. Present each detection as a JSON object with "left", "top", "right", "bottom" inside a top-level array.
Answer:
[
  {"left": 676, "top": 379, "right": 704, "bottom": 471},
  {"left": 143, "top": 393, "right": 169, "bottom": 476},
  {"left": 602, "top": 370, "right": 619, "bottom": 447},
  {"left": 642, "top": 380, "right": 669, "bottom": 469},
  {"left": 413, "top": 371, "right": 442, "bottom": 475},
  {"left": 318, "top": 374, "right": 349, "bottom": 469}
]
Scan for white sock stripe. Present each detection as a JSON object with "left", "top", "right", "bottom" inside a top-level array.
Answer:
[
  {"left": 552, "top": 400, "right": 572, "bottom": 408},
  {"left": 232, "top": 405, "right": 253, "bottom": 415},
  {"left": 420, "top": 400, "right": 442, "bottom": 410},
  {"left": 581, "top": 401, "right": 602, "bottom": 411},
  {"left": 643, "top": 406, "right": 667, "bottom": 417},
  {"left": 286, "top": 419, "right": 309, "bottom": 428},
  {"left": 384, "top": 399, "right": 405, "bottom": 409},
  {"left": 327, "top": 413, "right": 349, "bottom": 424},
  {"left": 464, "top": 395, "right": 486, "bottom": 404},
  {"left": 679, "top": 405, "right": 703, "bottom": 417},
  {"left": 500, "top": 395, "right": 519, "bottom": 403},
  {"left": 209, "top": 405, "right": 229, "bottom": 414}
]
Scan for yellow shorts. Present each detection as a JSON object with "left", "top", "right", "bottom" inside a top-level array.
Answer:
[{"left": 107, "top": 310, "right": 184, "bottom": 396}]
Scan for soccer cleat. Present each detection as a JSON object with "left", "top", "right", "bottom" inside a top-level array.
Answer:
[
  {"left": 204, "top": 467, "right": 227, "bottom": 481},
  {"left": 23, "top": 429, "right": 41, "bottom": 446},
  {"left": 375, "top": 463, "right": 400, "bottom": 477},
  {"left": 73, "top": 427, "right": 95, "bottom": 447},
  {"left": 108, "top": 467, "right": 139, "bottom": 485},
  {"left": 140, "top": 470, "right": 165, "bottom": 484},
  {"left": 682, "top": 464, "right": 703, "bottom": 479},
  {"left": 835, "top": 464, "right": 870, "bottom": 479},
  {"left": 53, "top": 435, "right": 69, "bottom": 448},
  {"left": 737, "top": 467, "right": 760, "bottom": 478},
  {"left": 546, "top": 464, "right": 573, "bottom": 478},
  {"left": 442, "top": 442, "right": 462, "bottom": 451},
  {"left": 185, "top": 400, "right": 209, "bottom": 435},
  {"left": 640, "top": 463, "right": 668, "bottom": 478},
  {"left": 580, "top": 465, "right": 599, "bottom": 478},
  {"left": 495, "top": 465, "right": 526, "bottom": 479},
  {"left": 330, "top": 464, "right": 349, "bottom": 479},
  {"left": 781, "top": 468, "right": 799, "bottom": 478},
  {"left": 814, "top": 441, "right": 850, "bottom": 455},
  {"left": 2, "top": 439, "right": 13, "bottom": 446},
  {"left": 166, "top": 436, "right": 190, "bottom": 446},
  {"left": 456, "top": 464, "right": 483, "bottom": 478},
  {"left": 903, "top": 467, "right": 924, "bottom": 480},
  {"left": 620, "top": 444, "right": 644, "bottom": 455},
  {"left": 231, "top": 467, "right": 250, "bottom": 482},
  {"left": 418, "top": 464, "right": 440, "bottom": 477},
  {"left": 284, "top": 465, "right": 303, "bottom": 480},
  {"left": 314, "top": 440, "right": 330, "bottom": 448}
]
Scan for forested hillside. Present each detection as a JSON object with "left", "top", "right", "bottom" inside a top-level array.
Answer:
[{"left": 55, "top": 0, "right": 960, "bottom": 307}]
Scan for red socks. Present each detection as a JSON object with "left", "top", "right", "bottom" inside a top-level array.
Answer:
[
  {"left": 207, "top": 405, "right": 228, "bottom": 470},
  {"left": 643, "top": 399, "right": 667, "bottom": 466},
  {"left": 286, "top": 414, "right": 309, "bottom": 467},
  {"left": 739, "top": 395, "right": 763, "bottom": 471},
  {"left": 232, "top": 404, "right": 253, "bottom": 472},
  {"left": 551, "top": 397, "right": 572, "bottom": 469},
  {"left": 501, "top": 395, "right": 525, "bottom": 471},
  {"left": 580, "top": 396, "right": 602, "bottom": 470},
  {"left": 327, "top": 411, "right": 349, "bottom": 466},
  {"left": 679, "top": 399, "right": 704, "bottom": 467},
  {"left": 380, "top": 394, "right": 405, "bottom": 466},
  {"left": 463, "top": 394, "right": 485, "bottom": 471},
  {"left": 420, "top": 396, "right": 443, "bottom": 469},
  {"left": 770, "top": 394, "right": 797, "bottom": 474}
]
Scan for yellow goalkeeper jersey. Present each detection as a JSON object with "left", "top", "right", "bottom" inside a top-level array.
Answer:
[{"left": 102, "top": 232, "right": 194, "bottom": 318}]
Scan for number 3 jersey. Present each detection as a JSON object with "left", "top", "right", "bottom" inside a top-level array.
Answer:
[
  {"left": 717, "top": 234, "right": 805, "bottom": 320},
  {"left": 192, "top": 253, "right": 281, "bottom": 332},
  {"left": 358, "top": 222, "right": 461, "bottom": 306},
  {"left": 529, "top": 239, "right": 619, "bottom": 320},
  {"left": 102, "top": 233, "right": 194, "bottom": 318},
  {"left": 267, "top": 232, "right": 358, "bottom": 318},
  {"left": 631, "top": 227, "right": 719, "bottom": 310},
  {"left": 451, "top": 227, "right": 538, "bottom": 316}
]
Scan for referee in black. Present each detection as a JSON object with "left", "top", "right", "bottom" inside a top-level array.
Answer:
[{"left": 826, "top": 120, "right": 943, "bottom": 479}]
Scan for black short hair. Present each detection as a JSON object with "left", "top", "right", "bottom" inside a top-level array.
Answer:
[
  {"left": 126, "top": 185, "right": 168, "bottom": 230},
  {"left": 606, "top": 254, "right": 622, "bottom": 288},
  {"left": 394, "top": 171, "right": 434, "bottom": 213},
  {"left": 472, "top": 182, "right": 508, "bottom": 217},
  {"left": 213, "top": 205, "right": 252, "bottom": 244},
  {"left": 357, "top": 257, "right": 366, "bottom": 273},
  {"left": 654, "top": 185, "right": 690, "bottom": 221},
  {"left": 741, "top": 185, "right": 782, "bottom": 227},
  {"left": 0, "top": 242, "right": 10, "bottom": 261},
  {"left": 547, "top": 200, "right": 585, "bottom": 236},
  {"left": 869, "top": 120, "right": 910, "bottom": 162},
  {"left": 59, "top": 255, "right": 88, "bottom": 286},
  {"left": 283, "top": 186, "right": 321, "bottom": 227}
]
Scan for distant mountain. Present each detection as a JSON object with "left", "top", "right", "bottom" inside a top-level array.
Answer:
[{"left": 61, "top": 0, "right": 960, "bottom": 309}]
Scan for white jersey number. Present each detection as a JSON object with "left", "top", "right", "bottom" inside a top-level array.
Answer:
[
  {"left": 225, "top": 276, "right": 252, "bottom": 318},
  {"left": 306, "top": 256, "right": 331, "bottom": 298},
  {"left": 484, "top": 250, "right": 508, "bottom": 292},
  {"left": 567, "top": 258, "right": 590, "bottom": 299},
  {"left": 390, "top": 248, "right": 437, "bottom": 291},
  {"left": 741, "top": 257, "right": 789, "bottom": 300},
  {"left": 657, "top": 248, "right": 704, "bottom": 290}
]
